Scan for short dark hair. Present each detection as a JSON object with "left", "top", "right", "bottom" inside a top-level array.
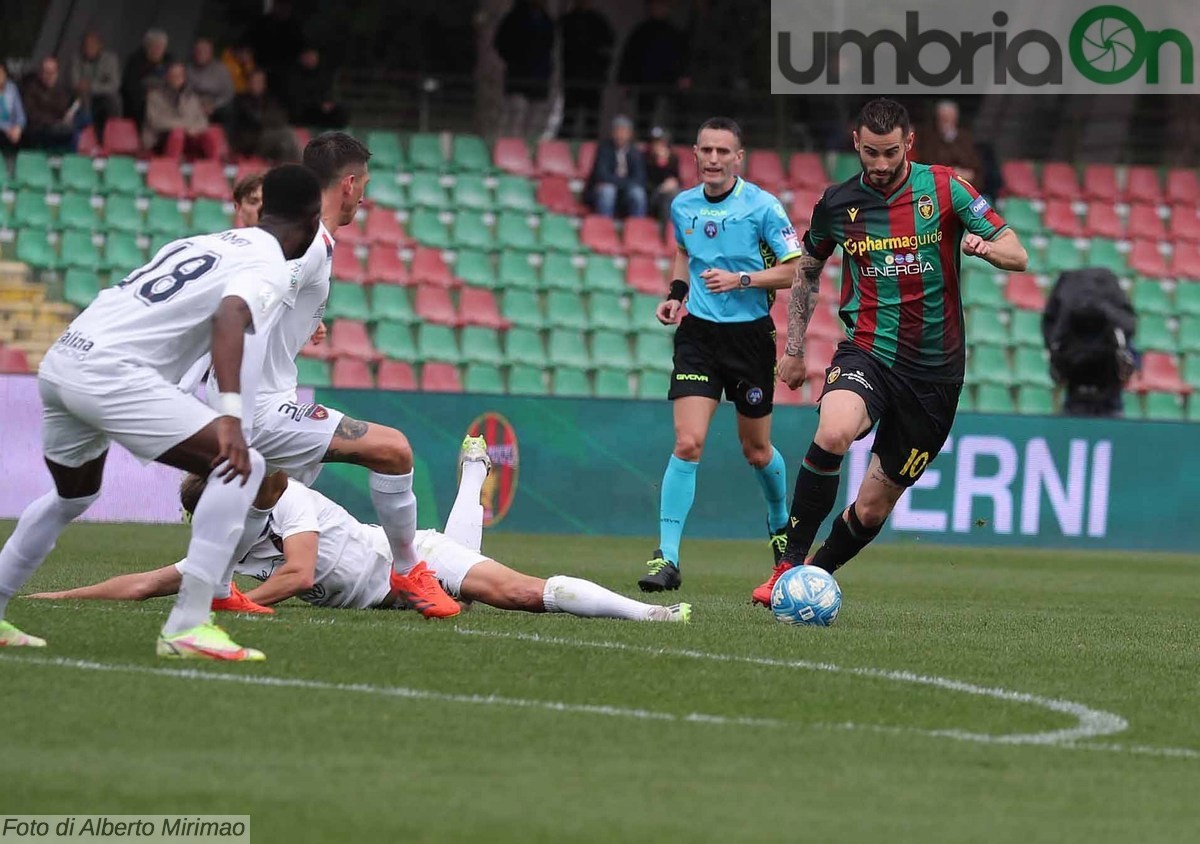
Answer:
[
  {"left": 303, "top": 131, "right": 372, "bottom": 189},
  {"left": 856, "top": 98, "right": 911, "bottom": 137},
  {"left": 232, "top": 172, "right": 264, "bottom": 205},
  {"left": 696, "top": 116, "right": 743, "bottom": 148},
  {"left": 261, "top": 164, "right": 322, "bottom": 220},
  {"left": 180, "top": 473, "right": 206, "bottom": 517}
]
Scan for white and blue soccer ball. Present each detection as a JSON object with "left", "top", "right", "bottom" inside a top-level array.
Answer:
[{"left": 770, "top": 566, "right": 842, "bottom": 626}]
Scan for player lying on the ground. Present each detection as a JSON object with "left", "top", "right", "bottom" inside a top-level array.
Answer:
[{"left": 31, "top": 438, "right": 692, "bottom": 623}]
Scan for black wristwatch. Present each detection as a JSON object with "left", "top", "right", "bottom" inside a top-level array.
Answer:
[{"left": 739, "top": 272, "right": 752, "bottom": 288}]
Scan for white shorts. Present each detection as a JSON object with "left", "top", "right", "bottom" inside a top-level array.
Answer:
[
  {"left": 38, "top": 358, "right": 217, "bottom": 468},
  {"left": 411, "top": 528, "right": 489, "bottom": 598},
  {"left": 251, "top": 397, "right": 344, "bottom": 484}
]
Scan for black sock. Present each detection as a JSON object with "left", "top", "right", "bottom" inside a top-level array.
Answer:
[
  {"left": 779, "top": 443, "right": 843, "bottom": 564},
  {"left": 810, "top": 503, "right": 883, "bottom": 573}
]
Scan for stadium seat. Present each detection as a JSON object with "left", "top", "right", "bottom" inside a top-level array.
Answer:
[
  {"left": 408, "top": 133, "right": 445, "bottom": 171},
  {"left": 1082, "top": 202, "right": 1123, "bottom": 240},
  {"left": 1168, "top": 208, "right": 1200, "bottom": 244},
  {"left": 63, "top": 267, "right": 102, "bottom": 308},
  {"left": 622, "top": 217, "right": 662, "bottom": 257},
  {"left": 336, "top": 217, "right": 368, "bottom": 248},
  {"left": 1169, "top": 244, "right": 1200, "bottom": 281},
  {"left": 191, "top": 198, "right": 230, "bottom": 231},
  {"left": 1127, "top": 204, "right": 1166, "bottom": 241},
  {"left": 675, "top": 145, "right": 699, "bottom": 188},
  {"left": 540, "top": 251, "right": 580, "bottom": 291},
  {"left": 536, "top": 175, "right": 583, "bottom": 215},
  {"left": 497, "top": 250, "right": 539, "bottom": 290},
  {"left": 790, "top": 188, "right": 822, "bottom": 225},
  {"left": 1145, "top": 391, "right": 1185, "bottom": 420},
  {"left": 626, "top": 255, "right": 664, "bottom": 296},
  {"left": 1131, "top": 278, "right": 1173, "bottom": 315},
  {"left": 60, "top": 229, "right": 101, "bottom": 270},
  {"left": 146, "top": 157, "right": 187, "bottom": 198},
  {"left": 494, "top": 211, "right": 539, "bottom": 254},
  {"left": 452, "top": 135, "right": 492, "bottom": 173},
  {"left": 145, "top": 196, "right": 187, "bottom": 239},
  {"left": 414, "top": 285, "right": 459, "bottom": 326},
  {"left": 1012, "top": 347, "right": 1053, "bottom": 386},
  {"left": 331, "top": 247, "right": 366, "bottom": 284},
  {"left": 967, "top": 344, "right": 1013, "bottom": 385},
  {"left": 1016, "top": 385, "right": 1056, "bottom": 415},
  {"left": 634, "top": 331, "right": 674, "bottom": 373},
  {"left": 630, "top": 294, "right": 667, "bottom": 334},
  {"left": 497, "top": 174, "right": 538, "bottom": 212},
  {"left": 410, "top": 246, "right": 456, "bottom": 288},
  {"left": 968, "top": 308, "right": 1009, "bottom": 345},
  {"left": 583, "top": 254, "right": 624, "bottom": 291},
  {"left": 539, "top": 214, "right": 581, "bottom": 253},
  {"left": 1128, "top": 240, "right": 1170, "bottom": 277},
  {"left": 594, "top": 368, "right": 633, "bottom": 398},
  {"left": 416, "top": 323, "right": 460, "bottom": 363},
  {"left": 505, "top": 327, "right": 547, "bottom": 366},
  {"left": 548, "top": 329, "right": 590, "bottom": 369},
  {"left": 373, "top": 321, "right": 416, "bottom": 361},
  {"left": 961, "top": 275, "right": 1006, "bottom": 309},
  {"left": 60, "top": 154, "right": 100, "bottom": 194},
  {"left": 576, "top": 140, "right": 597, "bottom": 181},
  {"left": 102, "top": 118, "right": 140, "bottom": 156},
  {"left": 581, "top": 215, "right": 622, "bottom": 255},
  {"left": 451, "top": 210, "right": 495, "bottom": 252},
  {"left": 1041, "top": 162, "right": 1081, "bottom": 200},
  {"left": 1000, "top": 160, "right": 1039, "bottom": 198},
  {"left": 102, "top": 231, "right": 144, "bottom": 270},
  {"left": 366, "top": 175, "right": 406, "bottom": 209},
  {"left": 420, "top": 362, "right": 463, "bottom": 392},
  {"left": 829, "top": 152, "right": 860, "bottom": 184},
  {"left": 1122, "top": 391, "right": 1144, "bottom": 418},
  {"left": 364, "top": 208, "right": 409, "bottom": 246},
  {"left": 804, "top": 338, "right": 836, "bottom": 375},
  {"left": 493, "top": 137, "right": 534, "bottom": 176},
  {"left": 14, "top": 151, "right": 53, "bottom": 190},
  {"left": 1175, "top": 281, "right": 1200, "bottom": 315},
  {"left": 588, "top": 292, "right": 629, "bottom": 332},
  {"left": 189, "top": 159, "right": 228, "bottom": 200},
  {"left": 409, "top": 171, "right": 450, "bottom": 209},
  {"left": 805, "top": 303, "right": 845, "bottom": 342},
  {"left": 999, "top": 197, "right": 1040, "bottom": 233},
  {"left": 975, "top": 384, "right": 1016, "bottom": 413},
  {"left": 1165, "top": 168, "right": 1199, "bottom": 206},
  {"left": 787, "top": 152, "right": 827, "bottom": 189},
  {"left": 15, "top": 228, "right": 56, "bottom": 269},
  {"left": 1082, "top": 164, "right": 1119, "bottom": 202},
  {"left": 101, "top": 157, "right": 143, "bottom": 195},
  {"left": 746, "top": 150, "right": 785, "bottom": 194},
  {"left": 366, "top": 131, "right": 404, "bottom": 170},
  {"left": 1137, "top": 351, "right": 1188, "bottom": 393},
  {"left": 1009, "top": 309, "right": 1044, "bottom": 348},
  {"left": 592, "top": 330, "right": 633, "bottom": 369},
  {"left": 464, "top": 363, "right": 505, "bottom": 394},
  {"left": 553, "top": 366, "right": 591, "bottom": 397},
  {"left": 408, "top": 209, "right": 452, "bottom": 250},
  {"left": 1004, "top": 273, "right": 1045, "bottom": 310},
  {"left": 75, "top": 124, "right": 100, "bottom": 156},
  {"left": 501, "top": 288, "right": 543, "bottom": 327},
  {"left": 458, "top": 286, "right": 508, "bottom": 329},
  {"left": 1124, "top": 166, "right": 1162, "bottom": 204},
  {"left": 13, "top": 190, "right": 52, "bottom": 229},
  {"left": 509, "top": 365, "right": 548, "bottom": 395},
  {"left": 1177, "top": 317, "right": 1200, "bottom": 354},
  {"left": 546, "top": 290, "right": 588, "bottom": 330},
  {"left": 377, "top": 359, "right": 417, "bottom": 390},
  {"left": 637, "top": 369, "right": 670, "bottom": 399},
  {"left": 371, "top": 285, "right": 416, "bottom": 324},
  {"left": 535, "top": 139, "right": 577, "bottom": 178},
  {"left": 1044, "top": 236, "right": 1085, "bottom": 274},
  {"left": 326, "top": 282, "right": 371, "bottom": 321},
  {"left": 331, "top": 357, "right": 374, "bottom": 388},
  {"left": 1137, "top": 315, "right": 1177, "bottom": 353},
  {"left": 453, "top": 249, "right": 494, "bottom": 288},
  {"left": 1042, "top": 199, "right": 1082, "bottom": 238},
  {"left": 365, "top": 243, "right": 409, "bottom": 286},
  {"left": 460, "top": 326, "right": 504, "bottom": 365},
  {"left": 329, "top": 319, "right": 379, "bottom": 361},
  {"left": 1085, "top": 238, "right": 1127, "bottom": 275},
  {"left": 452, "top": 174, "right": 493, "bottom": 211}
]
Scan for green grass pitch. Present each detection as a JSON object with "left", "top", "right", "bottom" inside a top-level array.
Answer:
[{"left": 2, "top": 521, "right": 1199, "bottom": 843}]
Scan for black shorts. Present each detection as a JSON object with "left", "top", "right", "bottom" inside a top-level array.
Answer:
[
  {"left": 818, "top": 341, "right": 962, "bottom": 487},
  {"left": 667, "top": 314, "right": 776, "bottom": 418}
]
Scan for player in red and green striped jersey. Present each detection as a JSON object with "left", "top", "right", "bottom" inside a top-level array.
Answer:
[{"left": 751, "top": 98, "right": 1029, "bottom": 606}]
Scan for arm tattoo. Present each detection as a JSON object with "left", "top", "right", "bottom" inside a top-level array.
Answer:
[{"left": 784, "top": 255, "right": 824, "bottom": 356}]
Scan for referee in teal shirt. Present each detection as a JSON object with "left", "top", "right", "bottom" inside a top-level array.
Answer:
[{"left": 639, "top": 116, "right": 804, "bottom": 592}]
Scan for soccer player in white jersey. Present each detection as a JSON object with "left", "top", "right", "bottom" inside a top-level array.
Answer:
[
  {"left": 0, "top": 165, "right": 322, "bottom": 661},
  {"left": 31, "top": 438, "right": 693, "bottom": 623}
]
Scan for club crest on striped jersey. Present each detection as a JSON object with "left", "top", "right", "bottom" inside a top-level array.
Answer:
[{"left": 917, "top": 194, "right": 934, "bottom": 220}]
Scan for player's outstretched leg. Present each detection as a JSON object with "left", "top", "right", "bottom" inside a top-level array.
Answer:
[
  {"left": 807, "top": 455, "right": 902, "bottom": 573},
  {"left": 443, "top": 435, "right": 490, "bottom": 553}
]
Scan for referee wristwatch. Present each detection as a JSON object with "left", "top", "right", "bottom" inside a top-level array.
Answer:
[{"left": 738, "top": 272, "right": 752, "bottom": 288}]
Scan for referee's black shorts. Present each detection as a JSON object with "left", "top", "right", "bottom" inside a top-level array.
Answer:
[{"left": 667, "top": 314, "right": 777, "bottom": 418}]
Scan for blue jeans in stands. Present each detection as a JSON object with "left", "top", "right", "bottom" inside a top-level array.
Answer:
[{"left": 593, "top": 181, "right": 648, "bottom": 218}]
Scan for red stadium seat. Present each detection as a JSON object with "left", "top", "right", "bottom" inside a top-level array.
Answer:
[
  {"left": 1082, "top": 202, "right": 1123, "bottom": 240},
  {"left": 1166, "top": 168, "right": 1199, "bottom": 206},
  {"left": 580, "top": 215, "right": 622, "bottom": 255},
  {"left": 790, "top": 188, "right": 823, "bottom": 225},
  {"left": 299, "top": 335, "right": 334, "bottom": 360},
  {"left": 787, "top": 152, "right": 827, "bottom": 189},
  {"left": 1136, "top": 352, "right": 1189, "bottom": 394},
  {"left": 1004, "top": 273, "right": 1045, "bottom": 310},
  {"left": 332, "top": 247, "right": 366, "bottom": 284},
  {"left": 1082, "top": 164, "right": 1119, "bottom": 202},
  {"left": 1124, "top": 166, "right": 1162, "bottom": 204},
  {"left": 1041, "top": 162, "right": 1081, "bottom": 201},
  {"left": 493, "top": 137, "right": 534, "bottom": 176},
  {"left": 102, "top": 118, "right": 140, "bottom": 157},
  {"left": 331, "top": 356, "right": 374, "bottom": 388},
  {"left": 1169, "top": 243, "right": 1200, "bottom": 280},
  {"left": 365, "top": 243, "right": 410, "bottom": 286},
  {"left": 804, "top": 338, "right": 837, "bottom": 372},
  {"left": 626, "top": 255, "right": 664, "bottom": 295},
  {"left": 623, "top": 217, "right": 662, "bottom": 257},
  {"left": 76, "top": 125, "right": 100, "bottom": 156},
  {"left": 674, "top": 144, "right": 699, "bottom": 188},
  {"left": 1042, "top": 199, "right": 1082, "bottom": 237},
  {"left": 329, "top": 319, "right": 379, "bottom": 361},
  {"left": 773, "top": 382, "right": 809, "bottom": 405},
  {"left": 146, "top": 157, "right": 188, "bottom": 198},
  {"left": 413, "top": 285, "right": 459, "bottom": 326},
  {"left": 1169, "top": 208, "right": 1200, "bottom": 244},
  {"left": 364, "top": 208, "right": 410, "bottom": 247},
  {"left": 335, "top": 217, "right": 367, "bottom": 248},
  {"left": 537, "top": 176, "right": 585, "bottom": 215},
  {"left": 1127, "top": 204, "right": 1166, "bottom": 241},
  {"left": 807, "top": 304, "right": 845, "bottom": 342},
  {"left": 0, "top": 346, "right": 30, "bottom": 373},
  {"left": 746, "top": 150, "right": 785, "bottom": 194},
  {"left": 1128, "top": 240, "right": 1170, "bottom": 277},
  {"left": 190, "top": 159, "right": 229, "bottom": 200},
  {"left": 535, "top": 139, "right": 578, "bottom": 178},
  {"left": 420, "top": 362, "right": 462, "bottom": 392},
  {"left": 410, "top": 246, "right": 456, "bottom": 288},
  {"left": 576, "top": 141, "right": 597, "bottom": 180},
  {"left": 662, "top": 223, "right": 679, "bottom": 255},
  {"left": 1000, "top": 160, "right": 1039, "bottom": 198},
  {"left": 377, "top": 359, "right": 417, "bottom": 390},
  {"left": 234, "top": 159, "right": 268, "bottom": 188},
  {"left": 458, "top": 286, "right": 508, "bottom": 329}
]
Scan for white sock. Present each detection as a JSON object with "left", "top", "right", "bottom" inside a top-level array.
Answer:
[
  {"left": 443, "top": 461, "right": 487, "bottom": 553},
  {"left": 541, "top": 575, "right": 658, "bottom": 621},
  {"left": 214, "top": 505, "right": 272, "bottom": 598},
  {"left": 164, "top": 451, "right": 266, "bottom": 635},
  {"left": 0, "top": 490, "right": 98, "bottom": 618},
  {"left": 369, "top": 470, "right": 418, "bottom": 574}
]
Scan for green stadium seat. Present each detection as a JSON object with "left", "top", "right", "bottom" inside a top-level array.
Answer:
[
  {"left": 371, "top": 285, "right": 416, "bottom": 323},
  {"left": 541, "top": 252, "right": 580, "bottom": 291},
  {"left": 496, "top": 211, "right": 538, "bottom": 252},
  {"left": 145, "top": 197, "right": 187, "bottom": 240},
  {"left": 553, "top": 366, "right": 591, "bottom": 397},
  {"left": 968, "top": 307, "right": 1009, "bottom": 345},
  {"left": 1086, "top": 238, "right": 1127, "bottom": 276},
  {"left": 1183, "top": 353, "right": 1200, "bottom": 388},
  {"left": 1122, "top": 391, "right": 1143, "bottom": 419},
  {"left": 461, "top": 326, "right": 503, "bottom": 364},
  {"left": 451, "top": 210, "right": 494, "bottom": 251},
  {"left": 591, "top": 330, "right": 633, "bottom": 369},
  {"left": 1012, "top": 347, "right": 1054, "bottom": 386},
  {"left": 961, "top": 276, "right": 1006, "bottom": 309},
  {"left": 1176, "top": 282, "right": 1200, "bottom": 317},
  {"left": 13, "top": 191, "right": 52, "bottom": 228},
  {"left": 1138, "top": 315, "right": 1177, "bottom": 353},
  {"left": 102, "top": 231, "right": 144, "bottom": 270},
  {"left": 1016, "top": 385, "right": 1056, "bottom": 414},
  {"left": 588, "top": 292, "right": 630, "bottom": 332},
  {"left": 416, "top": 323, "right": 461, "bottom": 363},
  {"left": 1045, "top": 236, "right": 1086, "bottom": 274},
  {"left": 829, "top": 152, "right": 860, "bottom": 183},
  {"left": 373, "top": 321, "right": 417, "bottom": 361},
  {"left": 60, "top": 229, "right": 102, "bottom": 270},
  {"left": 452, "top": 135, "right": 492, "bottom": 173},
  {"left": 1189, "top": 397, "right": 1200, "bottom": 422},
  {"left": 1009, "top": 308, "right": 1043, "bottom": 347},
  {"left": 495, "top": 175, "right": 536, "bottom": 211},
  {"left": 102, "top": 194, "right": 143, "bottom": 234},
  {"left": 957, "top": 384, "right": 977, "bottom": 412},
  {"left": 14, "top": 152, "right": 52, "bottom": 191},
  {"left": 637, "top": 369, "right": 670, "bottom": 399},
  {"left": 366, "top": 175, "right": 406, "bottom": 209},
  {"left": 58, "top": 192, "right": 98, "bottom": 230},
  {"left": 326, "top": 282, "right": 371, "bottom": 322},
  {"left": 999, "top": 197, "right": 1040, "bottom": 233},
  {"left": 63, "top": 267, "right": 102, "bottom": 309},
  {"left": 60, "top": 154, "right": 100, "bottom": 194},
  {"left": 1178, "top": 317, "right": 1200, "bottom": 354},
  {"left": 454, "top": 249, "right": 496, "bottom": 289},
  {"left": 975, "top": 384, "right": 1016, "bottom": 413},
  {"left": 500, "top": 289, "right": 543, "bottom": 327},
  {"left": 1131, "top": 278, "right": 1173, "bottom": 315},
  {"left": 630, "top": 295, "right": 667, "bottom": 333},
  {"left": 497, "top": 250, "right": 539, "bottom": 290},
  {"left": 1145, "top": 391, "right": 1185, "bottom": 421},
  {"left": 505, "top": 327, "right": 546, "bottom": 366},
  {"left": 545, "top": 290, "right": 588, "bottom": 330},
  {"left": 582, "top": 254, "right": 624, "bottom": 291},
  {"left": 453, "top": 174, "right": 494, "bottom": 211},
  {"left": 296, "top": 357, "right": 331, "bottom": 387},
  {"left": 508, "top": 364, "right": 548, "bottom": 395},
  {"left": 408, "top": 133, "right": 445, "bottom": 171},
  {"left": 539, "top": 213, "right": 581, "bottom": 252},
  {"left": 548, "top": 329, "right": 590, "bottom": 368},
  {"left": 634, "top": 330, "right": 673, "bottom": 373},
  {"left": 408, "top": 208, "right": 452, "bottom": 249},
  {"left": 967, "top": 344, "right": 1013, "bottom": 385},
  {"left": 191, "top": 198, "right": 231, "bottom": 231},
  {"left": 595, "top": 368, "right": 633, "bottom": 398},
  {"left": 464, "top": 363, "right": 505, "bottom": 393},
  {"left": 408, "top": 172, "right": 450, "bottom": 209},
  {"left": 101, "top": 157, "right": 143, "bottom": 195},
  {"left": 366, "top": 131, "right": 405, "bottom": 170}
]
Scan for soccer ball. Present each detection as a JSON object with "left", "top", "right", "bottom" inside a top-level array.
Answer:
[{"left": 770, "top": 566, "right": 842, "bottom": 626}]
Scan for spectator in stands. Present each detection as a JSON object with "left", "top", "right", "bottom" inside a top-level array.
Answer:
[
  {"left": 588, "top": 114, "right": 647, "bottom": 218},
  {"left": 222, "top": 41, "right": 256, "bottom": 94},
  {"left": 187, "top": 38, "right": 234, "bottom": 123},
  {"left": 68, "top": 31, "right": 121, "bottom": 139},
  {"left": 558, "top": 0, "right": 614, "bottom": 139},
  {"left": 21, "top": 57, "right": 84, "bottom": 152},
  {"left": 494, "top": 0, "right": 556, "bottom": 139},
  {"left": 228, "top": 69, "right": 299, "bottom": 162},
  {"left": 121, "top": 29, "right": 172, "bottom": 127},
  {"left": 284, "top": 46, "right": 348, "bottom": 129},
  {"left": 918, "top": 99, "right": 982, "bottom": 184},
  {"left": 247, "top": 0, "right": 305, "bottom": 86},
  {"left": 142, "top": 61, "right": 216, "bottom": 159},
  {"left": 232, "top": 171, "right": 264, "bottom": 227},
  {"left": 645, "top": 126, "right": 680, "bottom": 222},
  {"left": 0, "top": 64, "right": 26, "bottom": 163},
  {"left": 617, "top": 0, "right": 689, "bottom": 135}
]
